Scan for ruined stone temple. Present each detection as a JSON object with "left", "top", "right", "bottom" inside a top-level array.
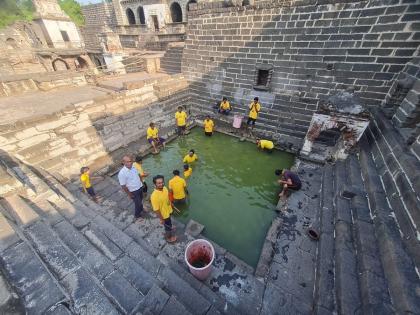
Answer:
[{"left": 0, "top": 0, "right": 419, "bottom": 313}]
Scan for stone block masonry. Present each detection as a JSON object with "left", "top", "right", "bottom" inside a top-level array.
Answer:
[
  {"left": 183, "top": 0, "right": 420, "bottom": 141},
  {"left": 0, "top": 75, "right": 190, "bottom": 178}
]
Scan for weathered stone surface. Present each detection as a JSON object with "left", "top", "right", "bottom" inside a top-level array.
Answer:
[
  {"left": 161, "top": 295, "right": 193, "bottom": 315},
  {"left": 0, "top": 211, "right": 20, "bottom": 253},
  {"left": 102, "top": 270, "right": 143, "bottom": 314},
  {"left": 185, "top": 219, "right": 205, "bottom": 237},
  {"left": 157, "top": 267, "right": 211, "bottom": 315},
  {"left": 84, "top": 227, "right": 123, "bottom": 261},
  {"left": 62, "top": 269, "right": 119, "bottom": 315},
  {"left": 115, "top": 255, "right": 157, "bottom": 295},
  {"left": 2, "top": 242, "right": 66, "bottom": 314},
  {"left": 135, "top": 284, "right": 169, "bottom": 315},
  {"left": 2, "top": 195, "right": 39, "bottom": 226}
]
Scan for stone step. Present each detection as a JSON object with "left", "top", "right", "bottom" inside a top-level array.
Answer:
[
  {"left": 333, "top": 161, "right": 363, "bottom": 314},
  {"left": 359, "top": 139, "right": 420, "bottom": 314},
  {"left": 346, "top": 155, "right": 394, "bottom": 314},
  {"left": 0, "top": 212, "right": 68, "bottom": 314},
  {"left": 0, "top": 270, "right": 25, "bottom": 314},
  {"left": 313, "top": 164, "right": 335, "bottom": 313},
  {"left": 0, "top": 195, "right": 39, "bottom": 226}
]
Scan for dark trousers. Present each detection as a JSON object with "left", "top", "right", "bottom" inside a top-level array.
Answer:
[{"left": 132, "top": 188, "right": 144, "bottom": 218}]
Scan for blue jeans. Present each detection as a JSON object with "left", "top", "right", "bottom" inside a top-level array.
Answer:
[{"left": 131, "top": 188, "right": 144, "bottom": 218}]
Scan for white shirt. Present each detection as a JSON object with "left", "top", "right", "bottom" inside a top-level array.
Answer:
[{"left": 118, "top": 166, "right": 142, "bottom": 192}]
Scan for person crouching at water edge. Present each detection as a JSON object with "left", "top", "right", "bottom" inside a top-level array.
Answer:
[
  {"left": 169, "top": 170, "right": 188, "bottom": 204},
  {"left": 151, "top": 175, "right": 177, "bottom": 243},
  {"left": 218, "top": 97, "right": 231, "bottom": 115},
  {"left": 147, "top": 122, "right": 166, "bottom": 154},
  {"left": 256, "top": 139, "right": 274, "bottom": 153},
  {"left": 275, "top": 169, "right": 302, "bottom": 198},
  {"left": 203, "top": 115, "right": 215, "bottom": 136},
  {"left": 183, "top": 149, "right": 198, "bottom": 163}
]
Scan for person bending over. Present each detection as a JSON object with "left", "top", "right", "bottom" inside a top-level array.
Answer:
[
  {"left": 257, "top": 139, "right": 274, "bottom": 153},
  {"left": 275, "top": 169, "right": 302, "bottom": 198}
]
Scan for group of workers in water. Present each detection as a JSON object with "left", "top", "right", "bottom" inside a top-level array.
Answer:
[{"left": 80, "top": 97, "right": 301, "bottom": 243}]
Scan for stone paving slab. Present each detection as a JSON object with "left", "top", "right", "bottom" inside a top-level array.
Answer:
[
  {"left": 1, "top": 242, "right": 66, "bottom": 314},
  {"left": 160, "top": 295, "right": 193, "bottom": 315},
  {"left": 61, "top": 268, "right": 119, "bottom": 315},
  {"left": 135, "top": 284, "right": 169, "bottom": 315},
  {"left": 0, "top": 211, "right": 20, "bottom": 253},
  {"left": 0, "top": 86, "right": 109, "bottom": 124},
  {"left": 84, "top": 227, "right": 123, "bottom": 261}
]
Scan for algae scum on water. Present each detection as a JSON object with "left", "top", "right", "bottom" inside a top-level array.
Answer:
[{"left": 142, "top": 129, "right": 295, "bottom": 267}]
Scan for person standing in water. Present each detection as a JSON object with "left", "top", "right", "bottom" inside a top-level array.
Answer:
[
  {"left": 183, "top": 164, "right": 193, "bottom": 179},
  {"left": 183, "top": 149, "right": 198, "bottom": 163},
  {"left": 151, "top": 175, "right": 177, "bottom": 243},
  {"left": 175, "top": 106, "right": 188, "bottom": 136},
  {"left": 168, "top": 170, "right": 188, "bottom": 204},
  {"left": 203, "top": 115, "right": 215, "bottom": 136}
]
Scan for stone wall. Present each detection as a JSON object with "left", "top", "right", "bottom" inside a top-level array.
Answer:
[
  {"left": 182, "top": 0, "right": 420, "bottom": 142},
  {"left": 0, "top": 74, "right": 190, "bottom": 177}
]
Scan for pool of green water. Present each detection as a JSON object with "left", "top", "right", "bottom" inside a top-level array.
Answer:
[{"left": 141, "top": 129, "right": 295, "bottom": 267}]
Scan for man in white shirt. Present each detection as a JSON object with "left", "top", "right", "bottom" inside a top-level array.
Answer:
[{"left": 118, "top": 155, "right": 144, "bottom": 221}]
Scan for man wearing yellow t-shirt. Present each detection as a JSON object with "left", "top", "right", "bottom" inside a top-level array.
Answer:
[
  {"left": 183, "top": 149, "right": 198, "bottom": 163},
  {"left": 147, "top": 122, "right": 165, "bottom": 154},
  {"left": 247, "top": 97, "right": 261, "bottom": 129},
  {"left": 203, "top": 115, "right": 214, "bottom": 136},
  {"left": 168, "top": 170, "right": 188, "bottom": 203},
  {"left": 175, "top": 106, "right": 188, "bottom": 136},
  {"left": 151, "top": 175, "right": 176, "bottom": 243},
  {"left": 218, "top": 97, "right": 231, "bottom": 115},
  {"left": 257, "top": 139, "right": 274, "bottom": 153}
]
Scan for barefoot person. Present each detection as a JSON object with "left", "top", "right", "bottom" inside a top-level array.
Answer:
[
  {"left": 247, "top": 97, "right": 261, "bottom": 129},
  {"left": 183, "top": 149, "right": 198, "bottom": 163},
  {"left": 175, "top": 106, "right": 188, "bottom": 135},
  {"left": 257, "top": 139, "right": 274, "bottom": 153},
  {"left": 118, "top": 155, "right": 144, "bottom": 222},
  {"left": 168, "top": 170, "right": 188, "bottom": 204},
  {"left": 203, "top": 115, "right": 215, "bottom": 136},
  {"left": 80, "top": 166, "right": 98, "bottom": 203},
  {"left": 275, "top": 169, "right": 302, "bottom": 198},
  {"left": 147, "top": 122, "right": 165, "bottom": 154},
  {"left": 218, "top": 97, "right": 231, "bottom": 115},
  {"left": 151, "top": 175, "right": 177, "bottom": 243}
]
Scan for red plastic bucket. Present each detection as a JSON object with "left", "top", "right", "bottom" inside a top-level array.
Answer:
[{"left": 185, "top": 239, "right": 215, "bottom": 280}]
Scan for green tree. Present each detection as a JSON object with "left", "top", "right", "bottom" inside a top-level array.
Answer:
[
  {"left": 59, "top": 0, "right": 85, "bottom": 26},
  {"left": 0, "top": 0, "right": 34, "bottom": 29}
]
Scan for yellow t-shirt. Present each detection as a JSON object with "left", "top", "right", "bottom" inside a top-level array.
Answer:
[
  {"left": 147, "top": 127, "right": 158, "bottom": 139},
  {"left": 168, "top": 176, "right": 187, "bottom": 200},
  {"left": 151, "top": 187, "right": 173, "bottom": 219},
  {"left": 183, "top": 154, "right": 198, "bottom": 163},
  {"left": 204, "top": 119, "right": 214, "bottom": 133},
  {"left": 133, "top": 162, "right": 144, "bottom": 177},
  {"left": 259, "top": 140, "right": 274, "bottom": 150},
  {"left": 184, "top": 167, "right": 192, "bottom": 179},
  {"left": 220, "top": 101, "right": 231, "bottom": 110},
  {"left": 80, "top": 173, "right": 91, "bottom": 189},
  {"left": 249, "top": 102, "right": 261, "bottom": 119},
  {"left": 175, "top": 111, "right": 187, "bottom": 126}
]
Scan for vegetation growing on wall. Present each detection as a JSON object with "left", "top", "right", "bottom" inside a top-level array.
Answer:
[
  {"left": 59, "top": 0, "right": 85, "bottom": 26},
  {"left": 0, "top": 0, "right": 85, "bottom": 29},
  {"left": 0, "top": 0, "right": 34, "bottom": 29}
]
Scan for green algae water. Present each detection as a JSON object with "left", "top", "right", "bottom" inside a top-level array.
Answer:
[{"left": 142, "top": 128, "right": 295, "bottom": 267}]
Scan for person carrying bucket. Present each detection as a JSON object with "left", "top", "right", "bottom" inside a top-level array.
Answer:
[{"left": 150, "top": 175, "right": 177, "bottom": 243}]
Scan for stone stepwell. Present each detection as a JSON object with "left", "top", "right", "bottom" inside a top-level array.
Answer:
[{"left": 0, "top": 124, "right": 419, "bottom": 314}]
